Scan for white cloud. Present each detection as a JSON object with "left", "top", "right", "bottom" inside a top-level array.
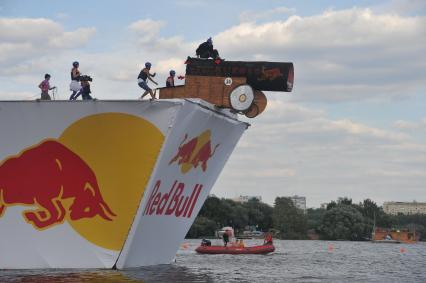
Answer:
[
  {"left": 214, "top": 8, "right": 426, "bottom": 102},
  {"left": 214, "top": 100, "right": 425, "bottom": 206},
  {"left": 128, "top": 19, "right": 165, "bottom": 39},
  {"left": 394, "top": 118, "right": 426, "bottom": 130},
  {"left": 239, "top": 6, "right": 296, "bottom": 23},
  {"left": 0, "top": 18, "right": 96, "bottom": 74}
]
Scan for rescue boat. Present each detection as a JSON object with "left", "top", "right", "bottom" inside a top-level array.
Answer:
[{"left": 195, "top": 243, "right": 275, "bottom": 255}]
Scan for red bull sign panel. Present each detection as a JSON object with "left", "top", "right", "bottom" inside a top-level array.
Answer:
[
  {"left": 0, "top": 99, "right": 247, "bottom": 269},
  {"left": 116, "top": 101, "right": 247, "bottom": 268}
]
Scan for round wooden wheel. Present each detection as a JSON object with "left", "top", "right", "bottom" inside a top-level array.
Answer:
[{"left": 245, "top": 104, "right": 259, "bottom": 118}]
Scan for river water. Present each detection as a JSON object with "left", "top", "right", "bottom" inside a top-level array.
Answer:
[{"left": 1, "top": 239, "right": 425, "bottom": 282}]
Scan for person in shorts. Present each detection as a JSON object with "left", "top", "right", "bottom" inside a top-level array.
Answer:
[
  {"left": 138, "top": 62, "right": 158, "bottom": 99},
  {"left": 38, "top": 74, "right": 56, "bottom": 100}
]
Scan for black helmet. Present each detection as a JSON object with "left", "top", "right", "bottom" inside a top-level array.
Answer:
[
  {"left": 145, "top": 62, "right": 152, "bottom": 68},
  {"left": 170, "top": 70, "right": 176, "bottom": 76},
  {"left": 73, "top": 61, "right": 79, "bottom": 67}
]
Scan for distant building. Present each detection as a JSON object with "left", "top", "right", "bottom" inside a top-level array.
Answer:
[
  {"left": 232, "top": 195, "right": 262, "bottom": 203},
  {"left": 320, "top": 203, "right": 328, "bottom": 209},
  {"left": 288, "top": 195, "right": 306, "bottom": 212},
  {"left": 383, "top": 201, "right": 426, "bottom": 215}
]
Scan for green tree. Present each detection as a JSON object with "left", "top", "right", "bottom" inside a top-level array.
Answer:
[
  {"left": 307, "top": 208, "right": 326, "bottom": 232},
  {"left": 186, "top": 216, "right": 217, "bottom": 238},
  {"left": 359, "top": 199, "right": 380, "bottom": 220},
  {"left": 273, "top": 197, "right": 307, "bottom": 239},
  {"left": 320, "top": 205, "right": 369, "bottom": 240},
  {"left": 243, "top": 198, "right": 273, "bottom": 231}
]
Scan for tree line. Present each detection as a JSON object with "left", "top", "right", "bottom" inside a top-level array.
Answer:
[{"left": 187, "top": 196, "right": 426, "bottom": 241}]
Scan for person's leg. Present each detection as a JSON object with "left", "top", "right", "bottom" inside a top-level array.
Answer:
[
  {"left": 140, "top": 90, "right": 150, "bottom": 99},
  {"left": 199, "top": 51, "right": 209, "bottom": 59},
  {"left": 82, "top": 92, "right": 92, "bottom": 100},
  {"left": 139, "top": 81, "right": 153, "bottom": 99},
  {"left": 212, "top": 49, "right": 219, "bottom": 59},
  {"left": 70, "top": 91, "right": 77, "bottom": 100},
  {"left": 149, "top": 89, "right": 156, "bottom": 100},
  {"left": 73, "top": 90, "right": 82, "bottom": 100}
]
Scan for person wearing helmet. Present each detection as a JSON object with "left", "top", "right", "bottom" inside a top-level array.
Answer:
[
  {"left": 38, "top": 73, "right": 56, "bottom": 100},
  {"left": 166, "top": 70, "right": 176, "bottom": 87},
  {"left": 196, "top": 37, "right": 220, "bottom": 60},
  {"left": 138, "top": 62, "right": 158, "bottom": 99},
  {"left": 69, "top": 61, "right": 82, "bottom": 100}
]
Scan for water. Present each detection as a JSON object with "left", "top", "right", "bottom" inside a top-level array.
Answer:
[{"left": 1, "top": 240, "right": 425, "bottom": 282}]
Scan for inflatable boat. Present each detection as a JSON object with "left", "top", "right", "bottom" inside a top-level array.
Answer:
[{"left": 195, "top": 243, "right": 275, "bottom": 255}]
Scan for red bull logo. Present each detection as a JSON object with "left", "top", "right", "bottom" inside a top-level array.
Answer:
[
  {"left": 169, "top": 130, "right": 219, "bottom": 174},
  {"left": 0, "top": 139, "right": 116, "bottom": 230},
  {"left": 143, "top": 180, "right": 202, "bottom": 218}
]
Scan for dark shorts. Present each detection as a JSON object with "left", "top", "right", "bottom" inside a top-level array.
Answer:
[
  {"left": 41, "top": 92, "right": 51, "bottom": 100},
  {"left": 138, "top": 81, "right": 151, "bottom": 91}
]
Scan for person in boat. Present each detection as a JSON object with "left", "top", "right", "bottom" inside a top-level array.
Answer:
[
  {"left": 263, "top": 233, "right": 273, "bottom": 245},
  {"left": 222, "top": 230, "right": 230, "bottom": 247},
  {"left": 38, "top": 73, "right": 56, "bottom": 100},
  {"left": 166, "top": 70, "right": 176, "bottom": 87},
  {"left": 69, "top": 61, "right": 82, "bottom": 100},
  {"left": 238, "top": 239, "right": 245, "bottom": 248},
  {"left": 196, "top": 37, "right": 220, "bottom": 60},
  {"left": 138, "top": 62, "right": 158, "bottom": 100}
]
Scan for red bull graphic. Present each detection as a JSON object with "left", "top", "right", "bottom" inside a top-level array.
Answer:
[
  {"left": 143, "top": 180, "right": 202, "bottom": 218},
  {"left": 169, "top": 130, "right": 219, "bottom": 174},
  {"left": 0, "top": 139, "right": 116, "bottom": 230}
]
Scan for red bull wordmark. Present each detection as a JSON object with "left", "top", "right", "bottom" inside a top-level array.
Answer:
[{"left": 143, "top": 180, "right": 202, "bottom": 218}]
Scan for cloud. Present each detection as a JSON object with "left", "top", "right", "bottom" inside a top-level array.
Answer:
[
  {"left": 2, "top": 8, "right": 426, "bottom": 103},
  {"left": 393, "top": 118, "right": 426, "bottom": 130},
  {"left": 239, "top": 6, "right": 296, "bottom": 23},
  {"left": 214, "top": 101, "right": 424, "bottom": 205},
  {"left": 0, "top": 18, "right": 96, "bottom": 74},
  {"left": 128, "top": 19, "right": 165, "bottom": 41},
  {"left": 215, "top": 8, "right": 426, "bottom": 102}
]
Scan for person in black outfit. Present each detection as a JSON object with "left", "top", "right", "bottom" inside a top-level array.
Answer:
[
  {"left": 196, "top": 37, "right": 220, "bottom": 59},
  {"left": 222, "top": 231, "right": 229, "bottom": 247},
  {"left": 80, "top": 79, "right": 93, "bottom": 100},
  {"left": 72, "top": 75, "right": 93, "bottom": 100}
]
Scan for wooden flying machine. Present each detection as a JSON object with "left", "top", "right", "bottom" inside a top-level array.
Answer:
[{"left": 159, "top": 58, "right": 294, "bottom": 118}]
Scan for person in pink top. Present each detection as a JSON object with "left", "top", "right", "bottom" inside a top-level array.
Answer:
[{"left": 38, "top": 74, "right": 56, "bottom": 100}]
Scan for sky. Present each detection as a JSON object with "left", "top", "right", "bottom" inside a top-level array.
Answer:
[{"left": 1, "top": 0, "right": 425, "bottom": 207}]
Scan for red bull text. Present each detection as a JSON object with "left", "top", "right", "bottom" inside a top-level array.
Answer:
[
  {"left": 0, "top": 140, "right": 116, "bottom": 230},
  {"left": 143, "top": 180, "right": 202, "bottom": 218},
  {"left": 169, "top": 130, "right": 220, "bottom": 174}
]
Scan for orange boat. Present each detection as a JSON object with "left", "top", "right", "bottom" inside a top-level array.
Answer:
[
  {"left": 372, "top": 228, "right": 418, "bottom": 244},
  {"left": 195, "top": 243, "right": 275, "bottom": 255}
]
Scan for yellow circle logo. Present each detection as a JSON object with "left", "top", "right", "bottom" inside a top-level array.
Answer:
[{"left": 58, "top": 113, "right": 164, "bottom": 250}]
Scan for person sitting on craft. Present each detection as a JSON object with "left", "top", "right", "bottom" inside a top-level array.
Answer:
[
  {"left": 166, "top": 70, "right": 176, "bottom": 87},
  {"left": 196, "top": 37, "right": 220, "bottom": 60}
]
